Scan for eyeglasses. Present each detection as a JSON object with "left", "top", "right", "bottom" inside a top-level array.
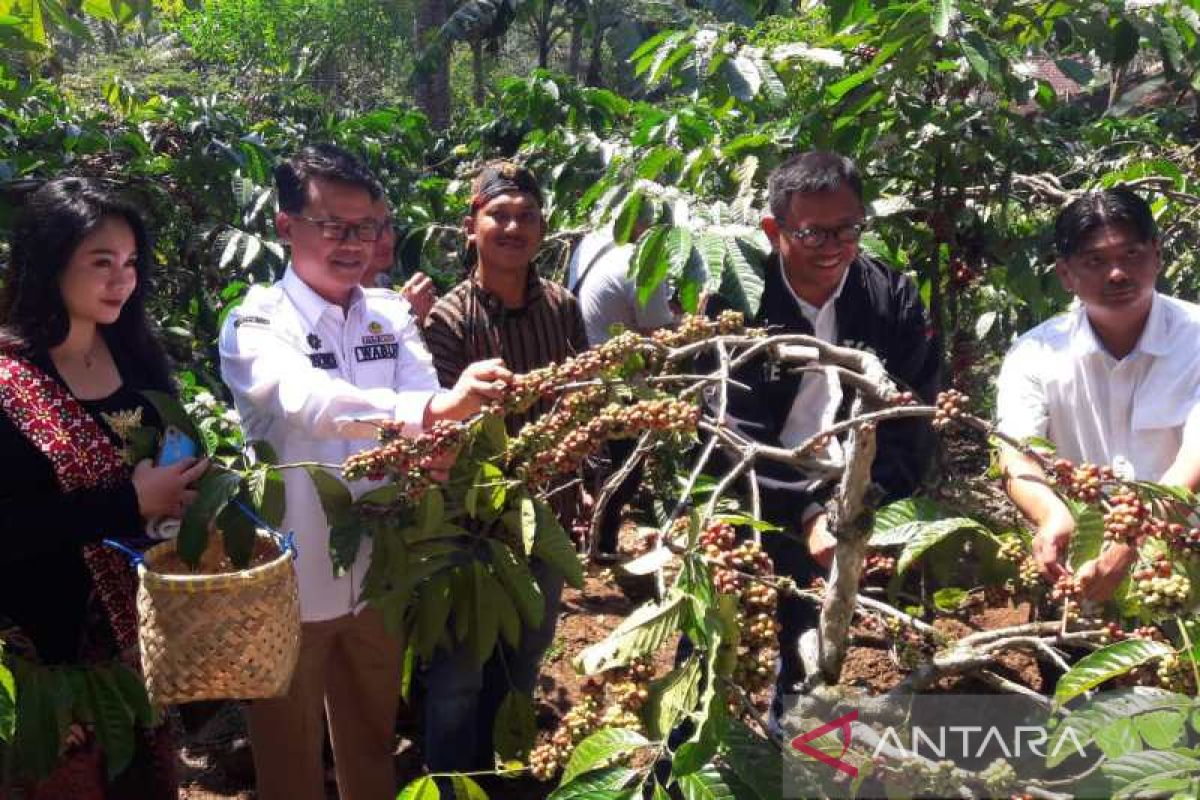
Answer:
[
  {"left": 779, "top": 222, "right": 866, "bottom": 249},
  {"left": 292, "top": 215, "right": 386, "bottom": 243}
]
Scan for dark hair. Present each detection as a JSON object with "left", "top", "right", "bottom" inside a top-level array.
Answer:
[
  {"left": 0, "top": 177, "right": 172, "bottom": 391},
  {"left": 767, "top": 151, "right": 864, "bottom": 219},
  {"left": 1054, "top": 187, "right": 1157, "bottom": 259},
  {"left": 274, "top": 143, "right": 382, "bottom": 214}
]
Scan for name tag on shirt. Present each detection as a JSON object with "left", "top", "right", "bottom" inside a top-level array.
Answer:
[
  {"left": 355, "top": 343, "right": 399, "bottom": 362},
  {"left": 309, "top": 352, "right": 338, "bottom": 369}
]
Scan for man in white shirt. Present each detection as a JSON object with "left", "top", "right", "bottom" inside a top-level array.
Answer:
[
  {"left": 997, "top": 187, "right": 1200, "bottom": 602},
  {"left": 219, "top": 144, "right": 507, "bottom": 800}
]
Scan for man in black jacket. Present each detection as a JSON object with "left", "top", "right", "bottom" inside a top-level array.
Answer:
[{"left": 718, "top": 151, "right": 941, "bottom": 698}]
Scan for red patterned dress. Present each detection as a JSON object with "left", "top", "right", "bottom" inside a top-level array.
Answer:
[{"left": 0, "top": 352, "right": 175, "bottom": 799}]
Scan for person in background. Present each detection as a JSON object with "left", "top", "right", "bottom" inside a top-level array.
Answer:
[
  {"left": 568, "top": 213, "right": 676, "bottom": 558},
  {"left": 421, "top": 160, "right": 588, "bottom": 772},
  {"left": 362, "top": 194, "right": 437, "bottom": 325},
  {"left": 219, "top": 144, "right": 508, "bottom": 800},
  {"left": 710, "top": 150, "right": 940, "bottom": 720},
  {"left": 996, "top": 187, "right": 1200, "bottom": 602},
  {"left": 0, "top": 177, "right": 207, "bottom": 798}
]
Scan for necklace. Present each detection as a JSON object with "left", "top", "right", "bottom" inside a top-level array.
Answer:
[{"left": 81, "top": 338, "right": 102, "bottom": 369}]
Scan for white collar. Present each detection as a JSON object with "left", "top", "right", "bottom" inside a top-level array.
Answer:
[
  {"left": 1072, "top": 292, "right": 1169, "bottom": 359},
  {"left": 281, "top": 266, "right": 363, "bottom": 328},
  {"left": 780, "top": 261, "right": 851, "bottom": 318}
]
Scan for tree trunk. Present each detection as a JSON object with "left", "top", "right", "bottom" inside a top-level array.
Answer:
[
  {"left": 415, "top": 0, "right": 451, "bottom": 129},
  {"left": 472, "top": 39, "right": 485, "bottom": 106},
  {"left": 585, "top": 23, "right": 604, "bottom": 86},
  {"left": 568, "top": 16, "right": 584, "bottom": 79},
  {"left": 537, "top": 0, "right": 554, "bottom": 69}
]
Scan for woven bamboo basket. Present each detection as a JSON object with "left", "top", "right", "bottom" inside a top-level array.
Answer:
[{"left": 135, "top": 531, "right": 300, "bottom": 705}]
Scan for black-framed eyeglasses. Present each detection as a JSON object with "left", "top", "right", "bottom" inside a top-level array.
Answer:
[
  {"left": 292, "top": 214, "right": 386, "bottom": 243},
  {"left": 779, "top": 222, "right": 866, "bottom": 249}
]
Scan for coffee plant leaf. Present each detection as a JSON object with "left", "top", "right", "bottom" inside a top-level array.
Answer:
[
  {"left": 870, "top": 497, "right": 956, "bottom": 546},
  {"left": 246, "top": 463, "right": 286, "bottom": 528},
  {"left": 179, "top": 469, "right": 243, "bottom": 568},
  {"left": 575, "top": 594, "right": 686, "bottom": 674},
  {"left": 677, "top": 764, "right": 738, "bottom": 800},
  {"left": 1046, "top": 687, "right": 1189, "bottom": 768},
  {"left": 613, "top": 189, "right": 644, "bottom": 245},
  {"left": 397, "top": 775, "right": 441, "bottom": 800},
  {"left": 417, "top": 487, "right": 445, "bottom": 535},
  {"left": 1066, "top": 501, "right": 1104, "bottom": 571},
  {"left": 561, "top": 727, "right": 650, "bottom": 785},
  {"left": 141, "top": 390, "right": 203, "bottom": 453},
  {"left": 492, "top": 690, "right": 537, "bottom": 761},
  {"left": 486, "top": 539, "right": 545, "bottom": 629},
  {"left": 532, "top": 498, "right": 584, "bottom": 588},
  {"left": 217, "top": 491, "right": 257, "bottom": 569},
  {"left": 1055, "top": 639, "right": 1175, "bottom": 705},
  {"left": 107, "top": 662, "right": 155, "bottom": 728},
  {"left": 0, "top": 657, "right": 14, "bottom": 742},
  {"left": 412, "top": 573, "right": 453, "bottom": 661},
  {"left": 716, "top": 717, "right": 781, "bottom": 800},
  {"left": 304, "top": 465, "right": 352, "bottom": 528},
  {"left": 84, "top": 668, "right": 135, "bottom": 778},
  {"left": 491, "top": 570, "right": 522, "bottom": 648},
  {"left": 892, "top": 517, "right": 988, "bottom": 574},
  {"left": 1094, "top": 715, "right": 1142, "bottom": 760},
  {"left": 1134, "top": 709, "right": 1188, "bottom": 751},
  {"left": 643, "top": 655, "right": 702, "bottom": 739},
  {"left": 547, "top": 767, "right": 638, "bottom": 800},
  {"left": 1102, "top": 749, "right": 1200, "bottom": 799},
  {"left": 468, "top": 561, "right": 501, "bottom": 667},
  {"left": 450, "top": 775, "right": 489, "bottom": 800},
  {"left": 327, "top": 519, "right": 364, "bottom": 578}
]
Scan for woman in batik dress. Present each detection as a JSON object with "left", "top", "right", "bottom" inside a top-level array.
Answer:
[{"left": 0, "top": 177, "right": 207, "bottom": 798}]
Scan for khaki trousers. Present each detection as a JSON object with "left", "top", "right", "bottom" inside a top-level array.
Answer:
[{"left": 246, "top": 608, "right": 403, "bottom": 800}]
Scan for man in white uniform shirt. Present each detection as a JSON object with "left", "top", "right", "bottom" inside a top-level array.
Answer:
[
  {"left": 997, "top": 187, "right": 1200, "bottom": 602},
  {"left": 219, "top": 144, "right": 508, "bottom": 800}
]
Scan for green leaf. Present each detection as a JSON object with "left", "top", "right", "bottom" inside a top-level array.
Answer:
[
  {"left": 631, "top": 225, "right": 670, "bottom": 306},
  {"left": 828, "top": 0, "right": 870, "bottom": 32},
  {"left": 467, "top": 561, "right": 500, "bottom": 667},
  {"left": 492, "top": 690, "right": 537, "bottom": 761},
  {"left": 519, "top": 495, "right": 537, "bottom": 556},
  {"left": 217, "top": 492, "right": 258, "bottom": 569},
  {"left": 576, "top": 595, "right": 685, "bottom": 674},
  {"left": 304, "top": 465, "right": 353, "bottom": 527},
  {"left": 328, "top": 521, "right": 364, "bottom": 577},
  {"left": 1045, "top": 688, "right": 1187, "bottom": 767},
  {"left": 893, "top": 517, "right": 988, "bottom": 574},
  {"left": 247, "top": 463, "right": 285, "bottom": 528},
  {"left": 0, "top": 658, "right": 14, "bottom": 742},
  {"left": 1094, "top": 716, "right": 1141, "bottom": 760},
  {"left": 651, "top": 226, "right": 693, "bottom": 308},
  {"left": 932, "top": 587, "right": 969, "bottom": 612},
  {"left": 613, "top": 190, "right": 644, "bottom": 245},
  {"left": 532, "top": 499, "right": 584, "bottom": 589},
  {"left": 11, "top": 660, "right": 68, "bottom": 778},
  {"left": 450, "top": 774, "right": 489, "bottom": 800},
  {"left": 561, "top": 728, "right": 651, "bottom": 785},
  {"left": 397, "top": 775, "right": 441, "bottom": 800},
  {"left": 418, "top": 487, "right": 445, "bottom": 535},
  {"left": 678, "top": 765, "right": 737, "bottom": 800},
  {"left": 718, "top": 236, "right": 765, "bottom": 316},
  {"left": 142, "top": 390, "right": 203, "bottom": 452},
  {"left": 932, "top": 0, "right": 954, "bottom": 37},
  {"left": 487, "top": 540, "right": 545, "bottom": 629},
  {"left": 870, "top": 497, "right": 956, "bottom": 545},
  {"left": 1067, "top": 502, "right": 1104, "bottom": 570},
  {"left": 960, "top": 30, "right": 993, "bottom": 82},
  {"left": 178, "top": 469, "right": 242, "bottom": 568},
  {"left": 107, "top": 663, "right": 155, "bottom": 728},
  {"left": 547, "top": 767, "right": 637, "bottom": 800},
  {"left": 412, "top": 573, "right": 453, "bottom": 660},
  {"left": 1134, "top": 709, "right": 1187, "bottom": 750},
  {"left": 84, "top": 668, "right": 135, "bottom": 778},
  {"left": 644, "top": 656, "right": 702, "bottom": 739},
  {"left": 718, "top": 717, "right": 781, "bottom": 800},
  {"left": 1055, "top": 639, "right": 1175, "bottom": 704},
  {"left": 1102, "top": 750, "right": 1200, "bottom": 798}
]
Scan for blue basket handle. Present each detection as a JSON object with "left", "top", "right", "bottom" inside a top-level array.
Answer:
[
  {"left": 101, "top": 538, "right": 145, "bottom": 567},
  {"left": 232, "top": 500, "right": 297, "bottom": 560},
  {"left": 102, "top": 502, "right": 297, "bottom": 565}
]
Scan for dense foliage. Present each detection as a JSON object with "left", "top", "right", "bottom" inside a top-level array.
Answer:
[{"left": 4, "top": 1, "right": 1200, "bottom": 797}]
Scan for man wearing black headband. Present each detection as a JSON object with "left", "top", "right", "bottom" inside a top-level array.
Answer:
[{"left": 422, "top": 161, "right": 589, "bottom": 771}]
